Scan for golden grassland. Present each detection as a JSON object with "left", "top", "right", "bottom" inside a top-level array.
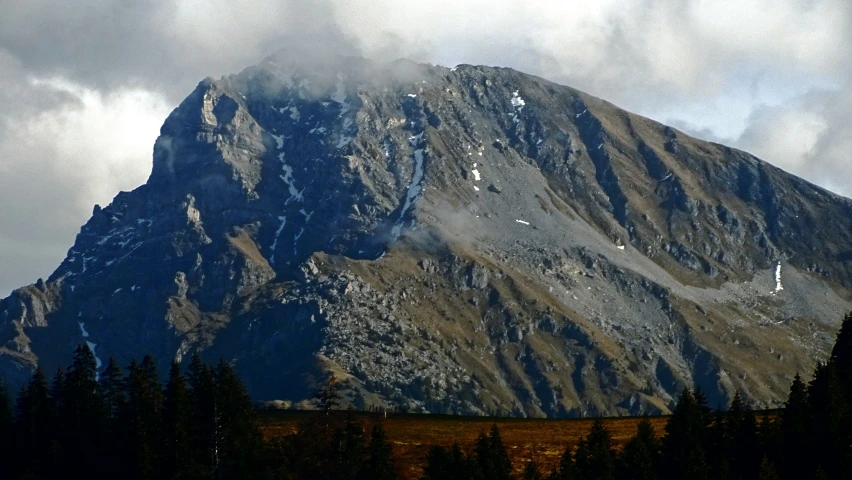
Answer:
[{"left": 259, "top": 411, "right": 677, "bottom": 479}]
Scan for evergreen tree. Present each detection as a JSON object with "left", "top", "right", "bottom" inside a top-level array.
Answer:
[
  {"left": 0, "top": 380, "right": 15, "bottom": 475},
  {"left": 829, "top": 311, "right": 852, "bottom": 379},
  {"left": 120, "top": 357, "right": 164, "bottom": 480},
  {"left": 316, "top": 373, "right": 342, "bottom": 414},
  {"left": 693, "top": 387, "right": 714, "bottom": 420},
  {"left": 360, "top": 422, "right": 400, "bottom": 480},
  {"left": 575, "top": 418, "right": 616, "bottom": 480},
  {"left": 725, "top": 392, "right": 760, "bottom": 480},
  {"left": 213, "top": 359, "right": 265, "bottom": 479},
  {"left": 547, "top": 443, "right": 578, "bottom": 480},
  {"left": 0, "top": 380, "right": 11, "bottom": 429},
  {"left": 101, "top": 357, "right": 126, "bottom": 421},
  {"left": 64, "top": 344, "right": 105, "bottom": 477},
  {"left": 187, "top": 353, "right": 218, "bottom": 478},
  {"left": 289, "top": 413, "right": 336, "bottom": 478},
  {"left": 47, "top": 367, "right": 69, "bottom": 476},
  {"left": 827, "top": 310, "right": 852, "bottom": 474},
  {"left": 15, "top": 368, "right": 52, "bottom": 478},
  {"left": 706, "top": 408, "right": 730, "bottom": 480},
  {"left": 523, "top": 459, "right": 544, "bottom": 480},
  {"left": 99, "top": 356, "right": 127, "bottom": 477},
  {"left": 421, "top": 442, "right": 469, "bottom": 480},
  {"left": 660, "top": 389, "right": 711, "bottom": 480},
  {"left": 756, "top": 414, "right": 782, "bottom": 479},
  {"left": 778, "top": 374, "right": 810, "bottom": 480},
  {"left": 326, "top": 410, "right": 367, "bottom": 479},
  {"left": 471, "top": 425, "right": 513, "bottom": 480},
  {"left": 617, "top": 418, "right": 660, "bottom": 480},
  {"left": 807, "top": 361, "right": 847, "bottom": 478},
  {"left": 162, "top": 360, "right": 193, "bottom": 479},
  {"left": 49, "top": 366, "right": 67, "bottom": 416}
]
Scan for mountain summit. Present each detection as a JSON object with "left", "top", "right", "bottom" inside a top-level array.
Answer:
[{"left": 2, "top": 54, "right": 851, "bottom": 416}]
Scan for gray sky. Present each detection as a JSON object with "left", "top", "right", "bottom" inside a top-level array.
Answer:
[{"left": 2, "top": 0, "right": 851, "bottom": 297}]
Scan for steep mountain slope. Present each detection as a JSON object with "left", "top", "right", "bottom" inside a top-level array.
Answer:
[{"left": 2, "top": 55, "right": 851, "bottom": 416}]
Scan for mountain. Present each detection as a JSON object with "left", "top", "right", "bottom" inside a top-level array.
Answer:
[{"left": 2, "top": 54, "right": 851, "bottom": 417}]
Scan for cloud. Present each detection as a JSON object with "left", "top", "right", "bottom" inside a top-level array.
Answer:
[
  {"left": 0, "top": 67, "right": 170, "bottom": 296},
  {"left": 736, "top": 83, "right": 852, "bottom": 197},
  {"left": 1, "top": 0, "right": 851, "bottom": 294}
]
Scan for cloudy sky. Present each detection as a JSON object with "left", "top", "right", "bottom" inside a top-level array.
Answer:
[{"left": 1, "top": 0, "right": 851, "bottom": 296}]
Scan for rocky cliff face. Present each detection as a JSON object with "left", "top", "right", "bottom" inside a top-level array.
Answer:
[{"left": 2, "top": 54, "right": 851, "bottom": 416}]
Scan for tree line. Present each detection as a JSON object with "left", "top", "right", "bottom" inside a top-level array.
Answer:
[
  {"left": 0, "top": 348, "right": 273, "bottom": 479},
  {"left": 0, "top": 311, "right": 850, "bottom": 479},
  {"left": 423, "top": 311, "right": 852, "bottom": 480},
  {"left": 0, "top": 347, "right": 399, "bottom": 480}
]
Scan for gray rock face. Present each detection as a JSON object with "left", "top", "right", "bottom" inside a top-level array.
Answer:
[{"left": 2, "top": 54, "right": 852, "bottom": 416}]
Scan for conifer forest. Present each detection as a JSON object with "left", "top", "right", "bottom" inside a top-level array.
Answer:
[{"left": 2, "top": 311, "right": 852, "bottom": 479}]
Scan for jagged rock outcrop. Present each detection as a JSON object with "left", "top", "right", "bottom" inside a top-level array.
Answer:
[{"left": 2, "top": 54, "right": 852, "bottom": 416}]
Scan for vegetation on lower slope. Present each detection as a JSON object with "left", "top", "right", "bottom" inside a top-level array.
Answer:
[{"left": 1, "top": 311, "right": 851, "bottom": 479}]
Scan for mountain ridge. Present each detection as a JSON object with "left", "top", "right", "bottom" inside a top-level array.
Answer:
[{"left": 2, "top": 54, "right": 851, "bottom": 416}]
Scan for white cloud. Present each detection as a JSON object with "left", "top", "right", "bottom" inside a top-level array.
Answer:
[
  {"left": 0, "top": 75, "right": 170, "bottom": 296},
  {"left": 739, "top": 107, "right": 829, "bottom": 172}
]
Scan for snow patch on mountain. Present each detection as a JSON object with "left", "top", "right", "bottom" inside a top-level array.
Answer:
[
  {"left": 86, "top": 341, "right": 103, "bottom": 371},
  {"left": 270, "top": 216, "right": 287, "bottom": 265},
  {"left": 773, "top": 262, "right": 784, "bottom": 294},
  {"left": 279, "top": 154, "right": 304, "bottom": 205},
  {"left": 511, "top": 90, "right": 526, "bottom": 109},
  {"left": 391, "top": 133, "right": 426, "bottom": 240}
]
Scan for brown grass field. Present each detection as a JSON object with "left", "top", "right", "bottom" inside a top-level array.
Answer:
[{"left": 260, "top": 411, "right": 676, "bottom": 479}]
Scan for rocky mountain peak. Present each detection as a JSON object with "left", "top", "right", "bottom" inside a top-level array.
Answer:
[{"left": 2, "top": 55, "right": 851, "bottom": 416}]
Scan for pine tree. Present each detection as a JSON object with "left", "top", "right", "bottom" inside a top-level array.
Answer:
[
  {"left": 15, "top": 368, "right": 52, "bottom": 478},
  {"left": 0, "top": 379, "right": 15, "bottom": 475},
  {"left": 827, "top": 310, "right": 852, "bottom": 473},
  {"left": 316, "top": 373, "right": 342, "bottom": 414},
  {"left": 47, "top": 367, "right": 69, "bottom": 476},
  {"left": 121, "top": 357, "right": 164, "bottom": 480},
  {"left": 725, "top": 392, "right": 760, "bottom": 480},
  {"left": 49, "top": 366, "right": 67, "bottom": 416},
  {"left": 421, "top": 442, "right": 469, "bottom": 480},
  {"left": 99, "top": 356, "right": 127, "bottom": 477},
  {"left": 325, "top": 410, "right": 366, "bottom": 479},
  {"left": 660, "top": 389, "right": 711, "bottom": 480},
  {"left": 829, "top": 311, "right": 852, "bottom": 379},
  {"left": 575, "top": 418, "right": 616, "bottom": 480},
  {"left": 162, "top": 360, "right": 193, "bottom": 479},
  {"left": 547, "top": 443, "right": 578, "bottom": 480},
  {"left": 360, "top": 422, "right": 400, "bottom": 480},
  {"left": 470, "top": 424, "right": 513, "bottom": 480},
  {"left": 807, "top": 362, "right": 847, "bottom": 477},
  {"left": 101, "top": 357, "right": 126, "bottom": 421},
  {"left": 213, "top": 359, "right": 265, "bottom": 479},
  {"left": 778, "top": 374, "right": 811, "bottom": 480},
  {"left": 187, "top": 353, "right": 217, "bottom": 478},
  {"left": 617, "top": 418, "right": 660, "bottom": 480},
  {"left": 706, "top": 408, "right": 729, "bottom": 480},
  {"left": 756, "top": 414, "right": 782, "bottom": 479},
  {"left": 523, "top": 459, "right": 544, "bottom": 480},
  {"left": 64, "top": 344, "right": 106, "bottom": 477}
]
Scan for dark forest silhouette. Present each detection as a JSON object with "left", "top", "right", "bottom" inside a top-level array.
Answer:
[{"left": 1, "top": 311, "right": 851, "bottom": 479}]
